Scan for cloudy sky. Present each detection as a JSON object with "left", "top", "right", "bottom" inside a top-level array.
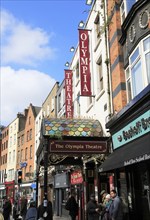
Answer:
[{"left": 0, "top": 0, "right": 90, "bottom": 126}]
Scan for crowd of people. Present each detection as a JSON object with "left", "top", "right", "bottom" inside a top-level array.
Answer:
[
  {"left": 0, "top": 196, "right": 53, "bottom": 220},
  {"left": 86, "top": 189, "right": 123, "bottom": 220},
  {"left": 0, "top": 189, "right": 123, "bottom": 220}
]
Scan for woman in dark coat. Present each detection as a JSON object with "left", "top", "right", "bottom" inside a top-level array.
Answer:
[
  {"left": 3, "top": 198, "right": 12, "bottom": 220},
  {"left": 87, "top": 194, "right": 100, "bottom": 220},
  {"left": 65, "top": 192, "right": 78, "bottom": 220}
]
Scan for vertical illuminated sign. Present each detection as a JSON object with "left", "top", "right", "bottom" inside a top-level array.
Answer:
[
  {"left": 79, "top": 29, "right": 91, "bottom": 96},
  {"left": 65, "top": 70, "right": 73, "bottom": 118}
]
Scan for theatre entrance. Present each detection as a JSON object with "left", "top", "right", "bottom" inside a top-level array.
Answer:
[{"left": 36, "top": 118, "right": 109, "bottom": 219}]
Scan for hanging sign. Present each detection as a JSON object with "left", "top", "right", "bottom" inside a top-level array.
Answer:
[
  {"left": 71, "top": 171, "right": 83, "bottom": 184},
  {"left": 79, "top": 29, "right": 91, "bottom": 96}
]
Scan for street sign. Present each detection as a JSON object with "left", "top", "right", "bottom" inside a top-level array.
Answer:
[{"left": 20, "top": 162, "right": 27, "bottom": 168}]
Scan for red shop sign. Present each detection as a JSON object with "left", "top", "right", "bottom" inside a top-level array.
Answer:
[{"left": 71, "top": 171, "right": 83, "bottom": 184}]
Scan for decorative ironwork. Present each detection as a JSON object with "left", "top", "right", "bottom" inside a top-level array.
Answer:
[{"left": 48, "top": 154, "right": 68, "bottom": 165}]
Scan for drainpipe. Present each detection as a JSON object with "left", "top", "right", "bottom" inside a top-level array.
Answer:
[
  {"left": 104, "top": 0, "right": 114, "bottom": 117},
  {"left": 35, "top": 165, "right": 39, "bottom": 207}
]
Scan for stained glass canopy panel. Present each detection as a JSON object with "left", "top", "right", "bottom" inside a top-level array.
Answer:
[{"left": 43, "top": 118, "right": 103, "bottom": 137}]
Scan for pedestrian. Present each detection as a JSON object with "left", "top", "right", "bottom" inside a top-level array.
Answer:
[
  {"left": 99, "top": 190, "right": 107, "bottom": 220},
  {"left": 0, "top": 209, "right": 4, "bottom": 220},
  {"left": 37, "top": 199, "right": 53, "bottom": 220},
  {"left": 25, "top": 200, "right": 37, "bottom": 220},
  {"left": 13, "top": 202, "right": 18, "bottom": 220},
  {"left": 3, "top": 197, "right": 12, "bottom": 220},
  {"left": 101, "top": 194, "right": 112, "bottom": 220},
  {"left": 65, "top": 192, "right": 78, "bottom": 220},
  {"left": 86, "top": 194, "right": 100, "bottom": 220},
  {"left": 109, "top": 190, "right": 123, "bottom": 220},
  {"left": 100, "top": 190, "right": 107, "bottom": 207},
  {"left": 20, "top": 196, "right": 28, "bottom": 220}
]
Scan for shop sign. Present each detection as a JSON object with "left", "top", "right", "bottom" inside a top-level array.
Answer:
[
  {"left": 124, "top": 153, "right": 150, "bottom": 166},
  {"left": 112, "top": 110, "right": 150, "bottom": 149},
  {"left": 54, "top": 172, "right": 69, "bottom": 188},
  {"left": 20, "top": 162, "right": 27, "bottom": 168},
  {"left": 71, "top": 171, "right": 83, "bottom": 184},
  {"left": 49, "top": 140, "right": 107, "bottom": 154}
]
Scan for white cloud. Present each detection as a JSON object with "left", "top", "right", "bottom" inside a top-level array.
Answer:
[
  {"left": 1, "top": 9, "right": 56, "bottom": 66},
  {"left": 0, "top": 66, "right": 56, "bottom": 126}
]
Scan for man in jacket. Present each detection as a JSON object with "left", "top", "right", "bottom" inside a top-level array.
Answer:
[
  {"left": 109, "top": 190, "right": 123, "bottom": 220},
  {"left": 86, "top": 194, "right": 100, "bottom": 220},
  {"left": 25, "top": 200, "right": 37, "bottom": 220},
  {"left": 37, "top": 200, "right": 53, "bottom": 220}
]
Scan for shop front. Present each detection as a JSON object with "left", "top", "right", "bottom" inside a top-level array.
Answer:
[
  {"left": 54, "top": 172, "right": 70, "bottom": 217},
  {"left": 36, "top": 118, "right": 109, "bottom": 219},
  {"left": 99, "top": 85, "right": 150, "bottom": 220},
  {"left": 5, "top": 180, "right": 15, "bottom": 203}
]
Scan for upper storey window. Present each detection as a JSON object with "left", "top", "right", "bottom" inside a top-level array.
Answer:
[
  {"left": 120, "top": 0, "right": 137, "bottom": 24},
  {"left": 94, "top": 14, "right": 101, "bottom": 44},
  {"left": 125, "top": 36, "right": 150, "bottom": 102}
]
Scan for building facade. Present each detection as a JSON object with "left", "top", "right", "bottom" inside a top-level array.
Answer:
[{"left": 100, "top": 0, "right": 150, "bottom": 219}]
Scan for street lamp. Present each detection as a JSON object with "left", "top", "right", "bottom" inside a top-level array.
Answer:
[
  {"left": 86, "top": 0, "right": 93, "bottom": 5},
  {"left": 78, "top": 21, "right": 85, "bottom": 28},
  {"left": 65, "top": 62, "right": 70, "bottom": 67},
  {"left": 70, "top": 46, "right": 75, "bottom": 52}
]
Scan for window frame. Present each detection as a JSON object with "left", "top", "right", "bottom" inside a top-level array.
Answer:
[{"left": 125, "top": 36, "right": 150, "bottom": 102}]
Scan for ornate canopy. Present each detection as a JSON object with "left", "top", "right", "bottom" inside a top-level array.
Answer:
[{"left": 43, "top": 118, "right": 103, "bottom": 137}]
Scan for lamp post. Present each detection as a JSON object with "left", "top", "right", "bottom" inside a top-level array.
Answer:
[{"left": 43, "top": 137, "right": 48, "bottom": 207}]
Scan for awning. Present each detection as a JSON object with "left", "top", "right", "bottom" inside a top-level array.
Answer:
[{"left": 99, "top": 133, "right": 150, "bottom": 172}]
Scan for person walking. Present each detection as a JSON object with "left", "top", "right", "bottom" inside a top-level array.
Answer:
[
  {"left": 20, "top": 196, "right": 27, "bottom": 220},
  {"left": 3, "top": 197, "right": 12, "bottom": 220},
  {"left": 37, "top": 200, "right": 53, "bottom": 220},
  {"left": 86, "top": 194, "right": 100, "bottom": 220},
  {"left": 25, "top": 200, "right": 37, "bottom": 220},
  {"left": 109, "top": 190, "right": 123, "bottom": 220},
  {"left": 12, "top": 202, "right": 18, "bottom": 220},
  {"left": 65, "top": 192, "right": 78, "bottom": 220}
]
